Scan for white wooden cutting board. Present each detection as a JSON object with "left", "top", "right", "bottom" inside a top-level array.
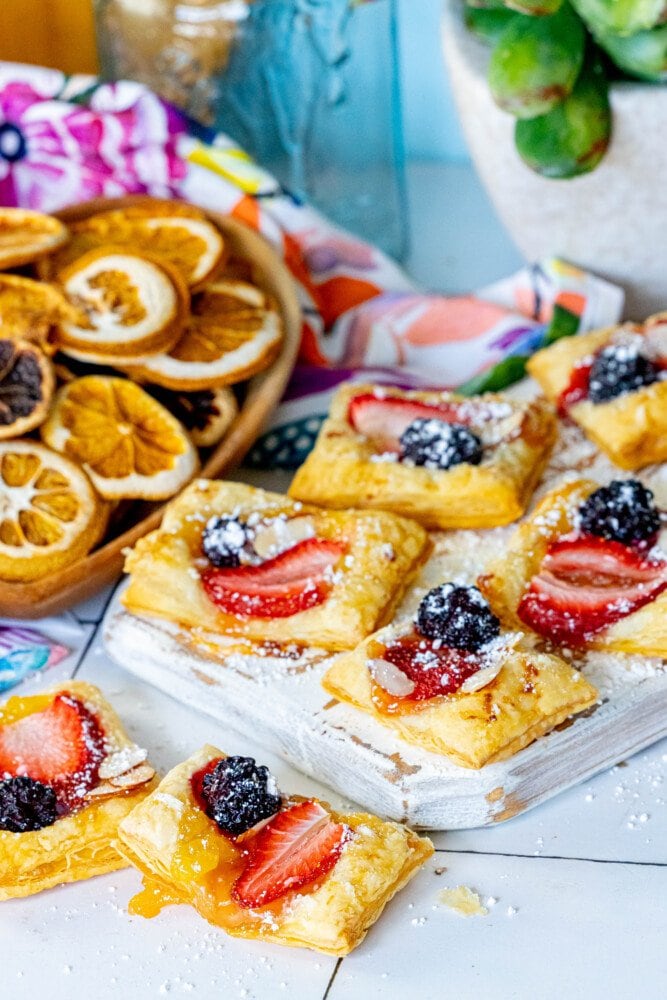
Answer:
[{"left": 104, "top": 587, "right": 667, "bottom": 830}]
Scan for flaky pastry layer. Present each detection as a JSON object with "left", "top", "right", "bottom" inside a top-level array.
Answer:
[
  {"left": 0, "top": 681, "right": 156, "bottom": 899},
  {"left": 479, "top": 479, "right": 667, "bottom": 657},
  {"left": 323, "top": 626, "right": 598, "bottom": 769},
  {"left": 288, "top": 383, "right": 557, "bottom": 529},
  {"left": 123, "top": 479, "right": 431, "bottom": 651},
  {"left": 527, "top": 325, "right": 667, "bottom": 470},
  {"left": 117, "top": 745, "right": 433, "bottom": 955}
]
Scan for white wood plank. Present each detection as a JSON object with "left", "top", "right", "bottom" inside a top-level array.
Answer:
[
  {"left": 104, "top": 593, "right": 667, "bottom": 831},
  {"left": 327, "top": 852, "right": 667, "bottom": 1000}
]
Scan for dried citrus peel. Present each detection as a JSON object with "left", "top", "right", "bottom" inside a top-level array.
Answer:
[
  {"left": 41, "top": 376, "right": 199, "bottom": 500},
  {"left": 39, "top": 204, "right": 225, "bottom": 289},
  {"left": 0, "top": 274, "right": 72, "bottom": 351},
  {"left": 0, "top": 208, "right": 68, "bottom": 269},
  {"left": 0, "top": 441, "right": 104, "bottom": 582},
  {"left": 122, "top": 280, "right": 283, "bottom": 390},
  {"left": 56, "top": 249, "right": 188, "bottom": 358}
]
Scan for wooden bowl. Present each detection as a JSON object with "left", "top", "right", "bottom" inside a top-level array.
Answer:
[{"left": 0, "top": 196, "right": 302, "bottom": 618}]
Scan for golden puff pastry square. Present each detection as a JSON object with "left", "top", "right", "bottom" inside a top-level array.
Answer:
[
  {"left": 479, "top": 479, "right": 667, "bottom": 657},
  {"left": 288, "top": 382, "right": 557, "bottom": 529},
  {"left": 122, "top": 479, "right": 432, "bottom": 652},
  {"left": 0, "top": 681, "right": 156, "bottom": 900},
  {"left": 323, "top": 624, "right": 598, "bottom": 769},
  {"left": 116, "top": 745, "right": 433, "bottom": 956},
  {"left": 527, "top": 319, "right": 667, "bottom": 470}
]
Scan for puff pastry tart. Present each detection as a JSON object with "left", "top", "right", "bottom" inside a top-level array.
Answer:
[
  {"left": 0, "top": 681, "right": 156, "bottom": 900},
  {"left": 479, "top": 478, "right": 667, "bottom": 656},
  {"left": 117, "top": 745, "right": 433, "bottom": 955},
  {"left": 122, "top": 479, "right": 431, "bottom": 652},
  {"left": 526, "top": 316, "right": 667, "bottom": 469},
  {"left": 323, "top": 584, "right": 598, "bottom": 768},
  {"left": 288, "top": 383, "right": 557, "bottom": 529}
]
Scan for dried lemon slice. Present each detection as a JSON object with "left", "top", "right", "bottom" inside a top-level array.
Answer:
[
  {"left": 39, "top": 203, "right": 225, "bottom": 288},
  {"left": 56, "top": 249, "right": 188, "bottom": 359},
  {"left": 0, "top": 274, "right": 72, "bottom": 351},
  {"left": 0, "top": 441, "right": 104, "bottom": 582},
  {"left": 0, "top": 208, "right": 68, "bottom": 270},
  {"left": 0, "top": 339, "right": 55, "bottom": 440},
  {"left": 122, "top": 280, "right": 283, "bottom": 390},
  {"left": 41, "top": 376, "right": 199, "bottom": 500}
]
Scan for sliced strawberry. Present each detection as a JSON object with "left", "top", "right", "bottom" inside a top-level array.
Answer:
[
  {"left": 519, "top": 536, "right": 667, "bottom": 645},
  {"left": 201, "top": 537, "right": 345, "bottom": 619},
  {"left": 546, "top": 536, "right": 665, "bottom": 582},
  {"left": 0, "top": 694, "right": 105, "bottom": 807},
  {"left": 232, "top": 800, "right": 350, "bottom": 908},
  {"left": 557, "top": 359, "right": 593, "bottom": 416},
  {"left": 348, "top": 393, "right": 468, "bottom": 452},
  {"left": 373, "top": 635, "right": 484, "bottom": 712}
]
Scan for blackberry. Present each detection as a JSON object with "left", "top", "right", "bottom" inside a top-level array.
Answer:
[
  {"left": 400, "top": 419, "right": 483, "bottom": 470},
  {"left": 0, "top": 776, "right": 58, "bottom": 833},
  {"left": 202, "top": 516, "right": 254, "bottom": 568},
  {"left": 578, "top": 480, "right": 661, "bottom": 545},
  {"left": 200, "top": 756, "right": 281, "bottom": 837},
  {"left": 416, "top": 583, "right": 500, "bottom": 652},
  {"left": 588, "top": 344, "right": 658, "bottom": 404}
]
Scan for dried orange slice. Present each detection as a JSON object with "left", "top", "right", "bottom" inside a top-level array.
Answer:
[
  {"left": 0, "top": 339, "right": 54, "bottom": 440},
  {"left": 56, "top": 249, "right": 189, "bottom": 359},
  {"left": 39, "top": 202, "right": 225, "bottom": 289},
  {"left": 41, "top": 376, "right": 199, "bottom": 500},
  {"left": 0, "top": 208, "right": 68, "bottom": 270},
  {"left": 0, "top": 274, "right": 72, "bottom": 351},
  {"left": 35, "top": 221, "right": 113, "bottom": 282},
  {"left": 0, "top": 441, "right": 104, "bottom": 582},
  {"left": 122, "top": 279, "right": 283, "bottom": 390}
]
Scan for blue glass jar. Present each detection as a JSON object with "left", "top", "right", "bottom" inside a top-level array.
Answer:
[{"left": 95, "top": 0, "right": 407, "bottom": 259}]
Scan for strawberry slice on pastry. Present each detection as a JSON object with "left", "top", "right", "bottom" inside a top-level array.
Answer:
[
  {"left": 518, "top": 536, "right": 667, "bottom": 645},
  {"left": 0, "top": 694, "right": 105, "bottom": 809},
  {"left": 232, "top": 799, "right": 350, "bottom": 908},
  {"left": 201, "top": 537, "right": 345, "bottom": 618},
  {"left": 348, "top": 393, "right": 468, "bottom": 453}
]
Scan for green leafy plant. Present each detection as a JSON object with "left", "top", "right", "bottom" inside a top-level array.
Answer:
[{"left": 465, "top": 0, "right": 667, "bottom": 177}]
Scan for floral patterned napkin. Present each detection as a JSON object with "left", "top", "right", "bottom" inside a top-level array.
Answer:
[
  {"left": 0, "top": 62, "right": 625, "bottom": 675},
  {"left": 0, "top": 62, "right": 623, "bottom": 416}
]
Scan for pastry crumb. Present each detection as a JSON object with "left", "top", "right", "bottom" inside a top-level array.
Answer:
[{"left": 439, "top": 885, "right": 488, "bottom": 917}]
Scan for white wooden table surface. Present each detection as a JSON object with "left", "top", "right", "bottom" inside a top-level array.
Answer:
[{"left": 2, "top": 163, "right": 665, "bottom": 1000}]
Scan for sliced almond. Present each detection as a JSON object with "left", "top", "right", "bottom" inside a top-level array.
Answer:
[
  {"left": 109, "top": 762, "right": 156, "bottom": 788},
  {"left": 478, "top": 408, "right": 523, "bottom": 447},
  {"left": 459, "top": 661, "right": 503, "bottom": 693},
  {"left": 367, "top": 657, "right": 416, "bottom": 697},
  {"left": 252, "top": 515, "right": 316, "bottom": 561},
  {"left": 87, "top": 762, "right": 155, "bottom": 799},
  {"left": 98, "top": 743, "right": 148, "bottom": 779}
]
